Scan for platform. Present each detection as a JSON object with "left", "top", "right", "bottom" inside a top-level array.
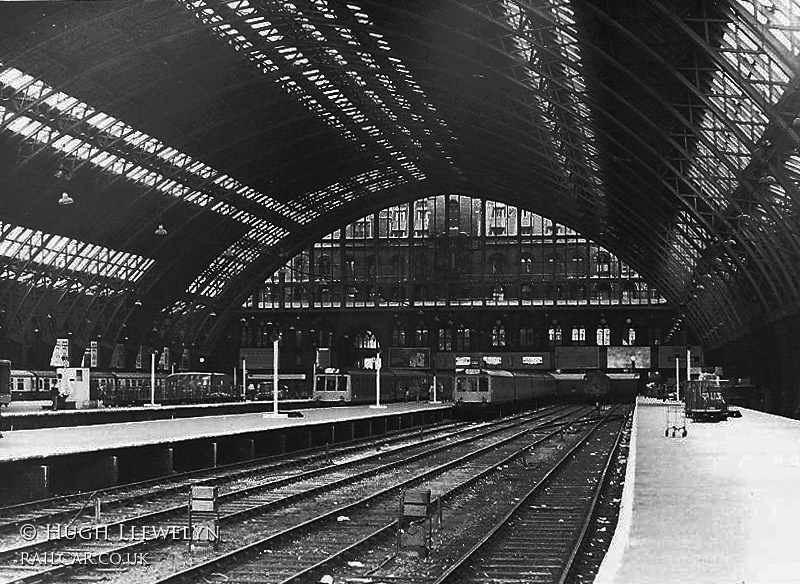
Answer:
[
  {"left": 0, "top": 398, "right": 317, "bottom": 430},
  {"left": 0, "top": 402, "right": 451, "bottom": 503},
  {"left": 596, "top": 397, "right": 800, "bottom": 584}
]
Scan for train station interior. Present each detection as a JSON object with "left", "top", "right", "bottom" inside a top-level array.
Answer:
[{"left": 1, "top": 1, "right": 800, "bottom": 583}]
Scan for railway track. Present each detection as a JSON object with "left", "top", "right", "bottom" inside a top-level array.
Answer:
[
  {"left": 430, "top": 405, "right": 630, "bottom": 584},
  {"left": 0, "top": 411, "right": 519, "bottom": 544},
  {"left": 0, "top": 404, "right": 580, "bottom": 584}
]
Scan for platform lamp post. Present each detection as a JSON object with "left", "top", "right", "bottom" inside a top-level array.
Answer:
[
  {"left": 149, "top": 350, "right": 157, "bottom": 407},
  {"left": 58, "top": 353, "right": 69, "bottom": 411},
  {"left": 675, "top": 352, "right": 680, "bottom": 402},
  {"left": 370, "top": 351, "right": 386, "bottom": 409},
  {"left": 271, "top": 328, "right": 280, "bottom": 415},
  {"left": 263, "top": 327, "right": 289, "bottom": 418},
  {"left": 241, "top": 356, "right": 247, "bottom": 400}
]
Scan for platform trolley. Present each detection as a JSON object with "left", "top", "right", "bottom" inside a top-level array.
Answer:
[{"left": 665, "top": 403, "right": 687, "bottom": 438}]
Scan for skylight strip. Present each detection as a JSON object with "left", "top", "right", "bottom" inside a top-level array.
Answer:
[
  {"left": 0, "top": 63, "right": 294, "bottom": 222},
  {"left": 0, "top": 221, "right": 154, "bottom": 284},
  {"left": 181, "top": 0, "right": 449, "bottom": 181},
  {"left": 186, "top": 225, "right": 288, "bottom": 298}
]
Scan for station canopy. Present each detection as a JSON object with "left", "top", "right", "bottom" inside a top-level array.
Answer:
[{"left": 1, "top": 0, "right": 800, "bottom": 351}]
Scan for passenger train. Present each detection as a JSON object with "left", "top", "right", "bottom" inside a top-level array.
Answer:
[
  {"left": 7, "top": 369, "right": 237, "bottom": 406},
  {"left": 313, "top": 368, "right": 439, "bottom": 403},
  {"left": 98, "top": 371, "right": 236, "bottom": 406}
]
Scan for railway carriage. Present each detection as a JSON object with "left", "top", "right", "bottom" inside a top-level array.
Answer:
[
  {"left": 312, "top": 368, "right": 432, "bottom": 403},
  {"left": 9, "top": 369, "right": 58, "bottom": 401},
  {"left": 452, "top": 369, "right": 556, "bottom": 404},
  {"left": 246, "top": 373, "right": 311, "bottom": 401},
  {"left": 0, "top": 360, "right": 10, "bottom": 407},
  {"left": 163, "top": 372, "right": 235, "bottom": 404}
]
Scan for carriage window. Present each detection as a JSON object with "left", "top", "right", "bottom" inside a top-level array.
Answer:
[{"left": 479, "top": 377, "right": 489, "bottom": 392}]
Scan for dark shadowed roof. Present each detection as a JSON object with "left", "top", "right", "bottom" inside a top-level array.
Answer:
[{"left": 1, "top": 0, "right": 799, "bottom": 351}]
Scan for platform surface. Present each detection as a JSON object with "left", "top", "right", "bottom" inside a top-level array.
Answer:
[
  {"left": 597, "top": 397, "right": 800, "bottom": 584},
  {"left": 0, "top": 402, "right": 449, "bottom": 464}
]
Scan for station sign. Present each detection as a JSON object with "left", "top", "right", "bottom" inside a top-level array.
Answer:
[
  {"left": 455, "top": 355, "right": 476, "bottom": 367},
  {"left": 511, "top": 352, "right": 551, "bottom": 370},
  {"left": 481, "top": 355, "right": 503, "bottom": 367}
]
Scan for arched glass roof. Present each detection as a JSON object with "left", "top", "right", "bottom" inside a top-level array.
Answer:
[{"left": 1, "top": 0, "right": 800, "bottom": 351}]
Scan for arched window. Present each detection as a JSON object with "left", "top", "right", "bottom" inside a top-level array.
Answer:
[
  {"left": 448, "top": 198, "right": 460, "bottom": 232},
  {"left": 343, "top": 256, "right": 356, "bottom": 279},
  {"left": 392, "top": 324, "right": 406, "bottom": 347},
  {"left": 492, "top": 285, "right": 505, "bottom": 302},
  {"left": 548, "top": 324, "right": 562, "bottom": 346},
  {"left": 520, "top": 255, "right": 533, "bottom": 274},
  {"left": 365, "top": 255, "right": 377, "bottom": 280},
  {"left": 415, "top": 323, "right": 429, "bottom": 346},
  {"left": 571, "top": 253, "right": 587, "bottom": 276},
  {"left": 293, "top": 255, "right": 309, "bottom": 281},
  {"left": 356, "top": 331, "right": 379, "bottom": 349},
  {"left": 624, "top": 323, "right": 636, "bottom": 346},
  {"left": 592, "top": 283, "right": 611, "bottom": 302},
  {"left": 521, "top": 284, "right": 533, "bottom": 300},
  {"left": 490, "top": 253, "right": 507, "bottom": 275},
  {"left": 594, "top": 252, "right": 611, "bottom": 276},
  {"left": 547, "top": 253, "right": 563, "bottom": 277},
  {"left": 519, "top": 327, "right": 536, "bottom": 349},
  {"left": 317, "top": 255, "right": 332, "bottom": 280},
  {"left": 570, "top": 282, "right": 587, "bottom": 301},
  {"left": 319, "top": 285, "right": 332, "bottom": 304},
  {"left": 456, "top": 325, "right": 471, "bottom": 351},
  {"left": 389, "top": 254, "right": 407, "bottom": 277},
  {"left": 257, "top": 321, "right": 270, "bottom": 348},
  {"left": 571, "top": 325, "right": 586, "bottom": 344},
  {"left": 596, "top": 323, "right": 611, "bottom": 346},
  {"left": 317, "top": 328, "right": 333, "bottom": 348},
  {"left": 492, "top": 322, "right": 506, "bottom": 348},
  {"left": 438, "top": 327, "right": 452, "bottom": 351},
  {"left": 622, "top": 282, "right": 638, "bottom": 303},
  {"left": 240, "top": 321, "right": 252, "bottom": 347}
]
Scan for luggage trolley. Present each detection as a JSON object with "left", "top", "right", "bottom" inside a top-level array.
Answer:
[{"left": 665, "top": 403, "right": 687, "bottom": 438}]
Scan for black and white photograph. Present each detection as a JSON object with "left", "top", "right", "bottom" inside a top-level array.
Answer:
[{"left": 0, "top": 1, "right": 796, "bottom": 583}]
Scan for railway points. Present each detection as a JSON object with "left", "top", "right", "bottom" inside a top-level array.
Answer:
[{"left": 0, "top": 405, "right": 620, "bottom": 584}]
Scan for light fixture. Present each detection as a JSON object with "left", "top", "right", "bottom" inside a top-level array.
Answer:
[
  {"left": 134, "top": 299, "right": 142, "bottom": 306},
  {"left": 58, "top": 192, "right": 74, "bottom": 205},
  {"left": 155, "top": 223, "right": 167, "bottom": 236}
]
